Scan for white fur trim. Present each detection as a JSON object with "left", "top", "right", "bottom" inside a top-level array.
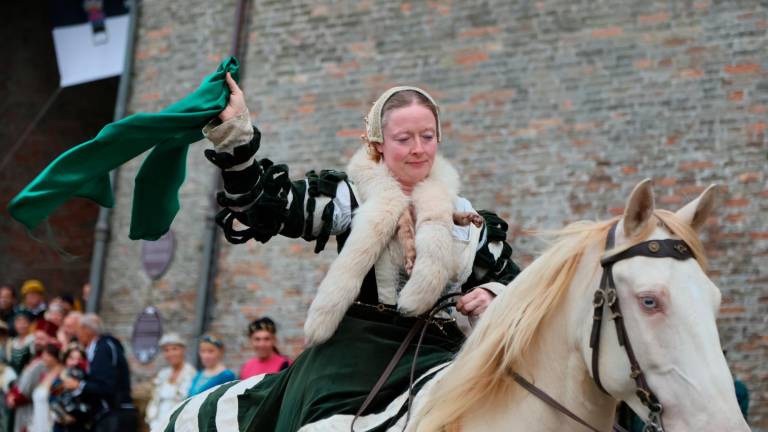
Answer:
[
  {"left": 304, "top": 148, "right": 462, "bottom": 343},
  {"left": 303, "top": 148, "right": 408, "bottom": 345}
]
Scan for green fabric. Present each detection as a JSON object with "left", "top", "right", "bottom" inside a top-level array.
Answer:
[
  {"left": 232, "top": 311, "right": 462, "bottom": 432},
  {"left": 8, "top": 57, "right": 241, "bottom": 240},
  {"left": 734, "top": 379, "right": 749, "bottom": 419}
]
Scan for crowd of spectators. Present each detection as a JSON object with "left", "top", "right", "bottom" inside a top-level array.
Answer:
[
  {"left": 0, "top": 280, "right": 136, "bottom": 432},
  {"left": 0, "top": 279, "right": 294, "bottom": 431}
]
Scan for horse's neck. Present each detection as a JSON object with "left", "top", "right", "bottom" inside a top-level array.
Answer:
[{"left": 463, "top": 247, "right": 617, "bottom": 432}]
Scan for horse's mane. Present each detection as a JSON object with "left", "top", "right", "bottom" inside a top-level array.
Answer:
[{"left": 414, "top": 210, "right": 706, "bottom": 432}]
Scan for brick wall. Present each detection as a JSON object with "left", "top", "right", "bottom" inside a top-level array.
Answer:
[
  {"left": 102, "top": 0, "right": 767, "bottom": 428},
  {"left": 0, "top": 2, "right": 117, "bottom": 298}
]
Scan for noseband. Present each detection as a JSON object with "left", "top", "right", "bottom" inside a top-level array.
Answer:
[{"left": 590, "top": 222, "right": 696, "bottom": 432}]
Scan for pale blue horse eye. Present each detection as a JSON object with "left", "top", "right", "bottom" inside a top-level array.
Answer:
[{"left": 642, "top": 297, "right": 657, "bottom": 309}]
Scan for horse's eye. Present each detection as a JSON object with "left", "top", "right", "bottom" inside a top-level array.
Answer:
[{"left": 640, "top": 296, "right": 658, "bottom": 311}]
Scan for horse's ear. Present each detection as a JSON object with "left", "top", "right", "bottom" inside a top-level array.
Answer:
[
  {"left": 623, "top": 178, "right": 655, "bottom": 238},
  {"left": 675, "top": 184, "right": 718, "bottom": 232}
]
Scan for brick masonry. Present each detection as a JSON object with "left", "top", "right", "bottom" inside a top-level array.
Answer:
[
  {"left": 100, "top": 0, "right": 767, "bottom": 428},
  {"left": 0, "top": 1, "right": 118, "bottom": 298}
]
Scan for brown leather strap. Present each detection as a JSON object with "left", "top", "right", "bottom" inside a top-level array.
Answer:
[
  {"left": 589, "top": 223, "right": 616, "bottom": 395},
  {"left": 590, "top": 270, "right": 610, "bottom": 395},
  {"left": 351, "top": 319, "right": 424, "bottom": 432},
  {"left": 511, "top": 371, "right": 630, "bottom": 432},
  {"left": 588, "top": 222, "right": 680, "bottom": 431}
]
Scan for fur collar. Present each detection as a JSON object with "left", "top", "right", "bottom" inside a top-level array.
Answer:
[{"left": 303, "top": 147, "right": 460, "bottom": 345}]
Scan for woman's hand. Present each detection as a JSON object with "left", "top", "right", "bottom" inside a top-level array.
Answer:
[
  {"left": 456, "top": 288, "right": 494, "bottom": 317},
  {"left": 219, "top": 72, "right": 248, "bottom": 122}
]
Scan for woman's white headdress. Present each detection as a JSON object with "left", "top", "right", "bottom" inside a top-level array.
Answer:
[{"left": 364, "top": 86, "right": 442, "bottom": 143}]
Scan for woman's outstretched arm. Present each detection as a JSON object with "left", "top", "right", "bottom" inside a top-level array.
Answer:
[{"left": 203, "top": 73, "right": 354, "bottom": 252}]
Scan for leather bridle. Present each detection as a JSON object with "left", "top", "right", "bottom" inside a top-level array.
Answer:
[
  {"left": 512, "top": 222, "right": 696, "bottom": 432},
  {"left": 589, "top": 222, "right": 696, "bottom": 432}
]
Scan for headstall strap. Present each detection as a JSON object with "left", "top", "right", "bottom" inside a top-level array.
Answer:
[{"left": 590, "top": 222, "right": 695, "bottom": 432}]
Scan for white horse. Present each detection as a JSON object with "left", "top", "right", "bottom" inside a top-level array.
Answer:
[{"left": 160, "top": 179, "right": 749, "bottom": 432}]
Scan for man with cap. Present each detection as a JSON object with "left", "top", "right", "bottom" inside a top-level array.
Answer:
[
  {"left": 18, "top": 279, "right": 47, "bottom": 321},
  {"left": 145, "top": 332, "right": 195, "bottom": 430}
]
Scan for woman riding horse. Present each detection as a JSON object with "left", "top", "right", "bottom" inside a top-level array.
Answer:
[{"left": 164, "top": 76, "right": 521, "bottom": 431}]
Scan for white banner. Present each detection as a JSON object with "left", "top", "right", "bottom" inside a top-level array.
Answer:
[{"left": 50, "top": 0, "right": 129, "bottom": 87}]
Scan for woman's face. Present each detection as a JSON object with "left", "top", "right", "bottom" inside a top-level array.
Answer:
[
  {"left": 65, "top": 350, "right": 83, "bottom": 369},
  {"left": 250, "top": 330, "right": 275, "bottom": 360},
  {"left": 14, "top": 317, "right": 30, "bottom": 336},
  {"left": 162, "top": 343, "right": 186, "bottom": 368},
  {"left": 375, "top": 103, "right": 438, "bottom": 190},
  {"left": 198, "top": 342, "right": 223, "bottom": 369}
]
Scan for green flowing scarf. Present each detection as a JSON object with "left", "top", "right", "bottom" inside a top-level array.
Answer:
[{"left": 8, "top": 56, "right": 240, "bottom": 241}]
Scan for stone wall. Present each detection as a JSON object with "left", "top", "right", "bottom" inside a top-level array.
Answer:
[{"left": 102, "top": 0, "right": 767, "bottom": 428}]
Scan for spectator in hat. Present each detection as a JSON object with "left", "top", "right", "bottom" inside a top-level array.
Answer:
[
  {"left": 0, "top": 286, "right": 17, "bottom": 337},
  {"left": 18, "top": 280, "right": 47, "bottom": 321},
  {"left": 145, "top": 333, "right": 196, "bottom": 430},
  {"left": 240, "top": 317, "right": 292, "bottom": 379},
  {"left": 188, "top": 334, "right": 235, "bottom": 397}
]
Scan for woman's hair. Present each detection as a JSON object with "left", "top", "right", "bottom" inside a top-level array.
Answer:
[
  {"left": 248, "top": 317, "right": 281, "bottom": 354},
  {"left": 366, "top": 90, "right": 439, "bottom": 162},
  {"left": 62, "top": 342, "right": 85, "bottom": 363},
  {"left": 42, "top": 342, "right": 62, "bottom": 360},
  {"left": 247, "top": 317, "right": 277, "bottom": 336}
]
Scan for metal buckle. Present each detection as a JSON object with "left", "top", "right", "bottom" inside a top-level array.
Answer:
[
  {"left": 645, "top": 403, "right": 665, "bottom": 432},
  {"left": 592, "top": 289, "right": 605, "bottom": 307},
  {"left": 674, "top": 243, "right": 688, "bottom": 254},
  {"left": 648, "top": 241, "right": 660, "bottom": 253},
  {"left": 376, "top": 304, "right": 387, "bottom": 312},
  {"left": 605, "top": 289, "right": 617, "bottom": 307}
]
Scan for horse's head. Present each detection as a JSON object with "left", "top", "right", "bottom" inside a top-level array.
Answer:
[{"left": 590, "top": 179, "right": 748, "bottom": 431}]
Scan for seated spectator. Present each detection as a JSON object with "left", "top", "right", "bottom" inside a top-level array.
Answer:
[
  {"left": 145, "top": 333, "right": 195, "bottom": 430},
  {"left": 51, "top": 343, "right": 91, "bottom": 432},
  {"left": 8, "top": 310, "right": 35, "bottom": 374},
  {"left": 240, "top": 317, "right": 292, "bottom": 379},
  {"left": 61, "top": 314, "right": 137, "bottom": 432},
  {"left": 0, "top": 286, "right": 16, "bottom": 337},
  {"left": 31, "top": 342, "right": 63, "bottom": 432},
  {"left": 188, "top": 334, "right": 235, "bottom": 397},
  {"left": 18, "top": 280, "right": 47, "bottom": 321}
]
